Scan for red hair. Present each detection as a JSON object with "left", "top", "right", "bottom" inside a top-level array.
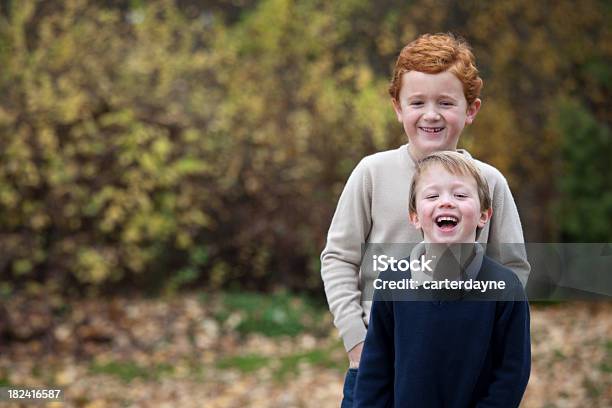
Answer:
[{"left": 389, "top": 33, "right": 483, "bottom": 106}]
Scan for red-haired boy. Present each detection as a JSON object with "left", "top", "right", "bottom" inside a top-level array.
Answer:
[{"left": 320, "top": 33, "right": 530, "bottom": 407}]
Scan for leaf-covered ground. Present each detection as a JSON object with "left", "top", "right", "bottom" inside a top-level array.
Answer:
[{"left": 1, "top": 292, "right": 610, "bottom": 407}]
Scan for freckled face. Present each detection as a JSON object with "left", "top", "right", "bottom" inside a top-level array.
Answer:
[
  {"left": 392, "top": 71, "right": 481, "bottom": 161},
  {"left": 410, "top": 164, "right": 491, "bottom": 244}
]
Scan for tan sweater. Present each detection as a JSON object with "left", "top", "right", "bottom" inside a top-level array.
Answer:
[{"left": 320, "top": 144, "right": 530, "bottom": 352}]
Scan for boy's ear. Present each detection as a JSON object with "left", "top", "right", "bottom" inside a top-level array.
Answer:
[
  {"left": 409, "top": 211, "right": 421, "bottom": 229},
  {"left": 465, "top": 98, "right": 481, "bottom": 125},
  {"left": 477, "top": 207, "right": 493, "bottom": 228},
  {"left": 391, "top": 98, "right": 403, "bottom": 123}
]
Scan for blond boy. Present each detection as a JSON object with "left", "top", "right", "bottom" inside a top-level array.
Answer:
[{"left": 354, "top": 152, "right": 530, "bottom": 407}]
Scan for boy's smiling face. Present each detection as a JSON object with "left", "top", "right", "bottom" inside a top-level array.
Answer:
[
  {"left": 410, "top": 163, "right": 491, "bottom": 244},
  {"left": 392, "top": 70, "right": 481, "bottom": 161}
]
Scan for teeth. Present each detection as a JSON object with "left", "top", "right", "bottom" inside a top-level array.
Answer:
[
  {"left": 436, "top": 216, "right": 458, "bottom": 223},
  {"left": 421, "top": 127, "right": 443, "bottom": 133}
]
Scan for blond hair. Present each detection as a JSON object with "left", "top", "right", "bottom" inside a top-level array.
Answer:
[{"left": 408, "top": 151, "right": 491, "bottom": 215}]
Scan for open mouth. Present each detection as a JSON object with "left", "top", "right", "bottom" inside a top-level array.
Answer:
[
  {"left": 419, "top": 127, "right": 444, "bottom": 134},
  {"left": 435, "top": 216, "right": 458, "bottom": 231}
]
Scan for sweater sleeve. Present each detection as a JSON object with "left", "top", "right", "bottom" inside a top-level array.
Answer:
[
  {"left": 475, "top": 288, "right": 531, "bottom": 408},
  {"left": 320, "top": 158, "right": 373, "bottom": 351},
  {"left": 354, "top": 296, "right": 395, "bottom": 408},
  {"left": 486, "top": 174, "right": 531, "bottom": 287}
]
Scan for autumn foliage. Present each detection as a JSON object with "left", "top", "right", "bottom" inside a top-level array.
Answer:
[{"left": 0, "top": 0, "right": 609, "bottom": 293}]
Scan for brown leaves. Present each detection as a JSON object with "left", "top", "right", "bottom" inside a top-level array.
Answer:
[
  {"left": 524, "top": 302, "right": 612, "bottom": 407},
  {"left": 1, "top": 293, "right": 610, "bottom": 407}
]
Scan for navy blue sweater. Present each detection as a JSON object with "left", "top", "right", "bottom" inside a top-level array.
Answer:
[{"left": 354, "top": 256, "right": 531, "bottom": 408}]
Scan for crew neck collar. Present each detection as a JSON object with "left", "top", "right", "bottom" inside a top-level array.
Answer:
[
  {"left": 409, "top": 241, "right": 484, "bottom": 290},
  {"left": 403, "top": 143, "right": 472, "bottom": 164}
]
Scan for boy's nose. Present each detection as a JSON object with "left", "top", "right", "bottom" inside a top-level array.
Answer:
[
  {"left": 438, "top": 195, "right": 456, "bottom": 208},
  {"left": 423, "top": 108, "right": 441, "bottom": 121}
]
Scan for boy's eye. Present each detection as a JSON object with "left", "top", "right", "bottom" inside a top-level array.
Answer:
[
  {"left": 410, "top": 101, "right": 424, "bottom": 106},
  {"left": 440, "top": 101, "right": 454, "bottom": 106},
  {"left": 425, "top": 194, "right": 438, "bottom": 199},
  {"left": 455, "top": 193, "right": 468, "bottom": 198}
]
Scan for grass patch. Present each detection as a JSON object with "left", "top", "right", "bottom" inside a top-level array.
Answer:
[
  {"left": 583, "top": 377, "right": 602, "bottom": 398},
  {"left": 216, "top": 354, "right": 271, "bottom": 373},
  {"left": 601, "top": 340, "right": 612, "bottom": 373},
  {"left": 209, "top": 290, "right": 329, "bottom": 337},
  {"left": 274, "top": 348, "right": 345, "bottom": 380},
  {"left": 600, "top": 362, "right": 612, "bottom": 373},
  {"left": 90, "top": 361, "right": 174, "bottom": 382},
  {"left": 0, "top": 376, "right": 10, "bottom": 386},
  {"left": 552, "top": 349, "right": 566, "bottom": 361},
  {"left": 215, "top": 346, "right": 345, "bottom": 381}
]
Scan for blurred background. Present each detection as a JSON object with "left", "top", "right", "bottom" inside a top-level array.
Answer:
[{"left": 0, "top": 0, "right": 610, "bottom": 407}]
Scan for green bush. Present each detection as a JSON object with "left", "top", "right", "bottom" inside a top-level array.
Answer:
[{"left": 0, "top": 0, "right": 395, "bottom": 293}]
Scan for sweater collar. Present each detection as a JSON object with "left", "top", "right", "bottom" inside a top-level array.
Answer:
[
  {"left": 409, "top": 241, "right": 484, "bottom": 290},
  {"left": 403, "top": 143, "right": 473, "bottom": 165}
]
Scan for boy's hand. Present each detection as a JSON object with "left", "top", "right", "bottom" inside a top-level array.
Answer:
[{"left": 347, "top": 342, "right": 364, "bottom": 368}]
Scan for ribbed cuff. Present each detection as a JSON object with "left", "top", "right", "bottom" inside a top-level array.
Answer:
[{"left": 341, "top": 319, "right": 368, "bottom": 352}]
